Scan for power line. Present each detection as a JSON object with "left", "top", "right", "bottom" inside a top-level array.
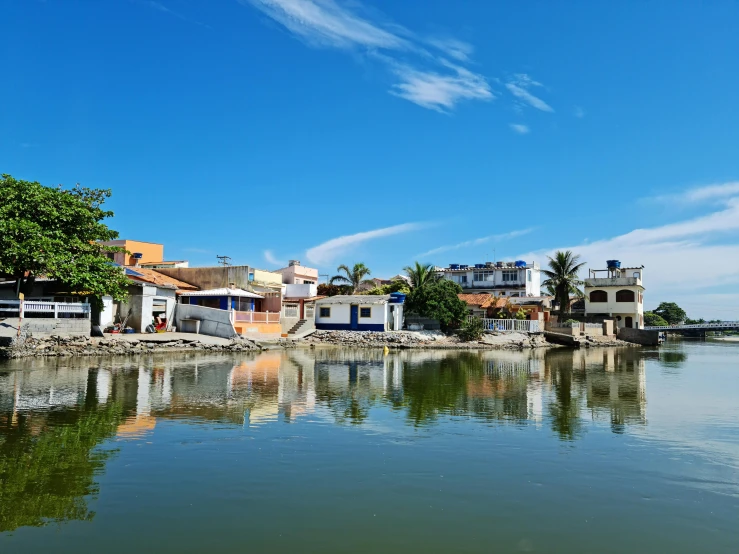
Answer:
[{"left": 216, "top": 255, "right": 231, "bottom": 267}]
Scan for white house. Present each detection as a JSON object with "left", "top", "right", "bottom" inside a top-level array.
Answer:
[
  {"left": 436, "top": 261, "right": 541, "bottom": 297},
  {"left": 584, "top": 261, "right": 645, "bottom": 329},
  {"left": 315, "top": 295, "right": 404, "bottom": 332}
]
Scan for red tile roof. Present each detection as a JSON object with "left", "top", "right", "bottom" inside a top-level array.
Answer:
[{"left": 127, "top": 267, "right": 199, "bottom": 291}]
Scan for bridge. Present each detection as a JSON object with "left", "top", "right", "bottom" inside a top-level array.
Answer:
[{"left": 644, "top": 321, "right": 739, "bottom": 336}]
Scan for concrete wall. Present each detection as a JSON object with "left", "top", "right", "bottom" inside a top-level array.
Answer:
[
  {"left": 618, "top": 327, "right": 659, "bottom": 346},
  {"left": 404, "top": 314, "right": 441, "bottom": 330},
  {"left": 173, "top": 304, "right": 238, "bottom": 339},
  {"left": 22, "top": 318, "right": 91, "bottom": 337},
  {"left": 285, "top": 284, "right": 317, "bottom": 298},
  {"left": 101, "top": 240, "right": 164, "bottom": 266},
  {"left": 157, "top": 266, "right": 251, "bottom": 289}
]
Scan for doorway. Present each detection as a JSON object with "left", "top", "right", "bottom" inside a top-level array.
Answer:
[
  {"left": 350, "top": 305, "right": 359, "bottom": 330},
  {"left": 625, "top": 316, "right": 633, "bottom": 328}
]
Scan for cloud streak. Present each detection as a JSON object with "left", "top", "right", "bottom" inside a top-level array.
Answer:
[
  {"left": 306, "top": 222, "right": 424, "bottom": 266},
  {"left": 509, "top": 123, "right": 529, "bottom": 135},
  {"left": 263, "top": 250, "right": 286, "bottom": 267},
  {"left": 505, "top": 74, "right": 553, "bottom": 112},
  {"left": 418, "top": 228, "right": 534, "bottom": 259},
  {"left": 243, "top": 0, "right": 499, "bottom": 111},
  {"left": 652, "top": 181, "right": 739, "bottom": 204}
]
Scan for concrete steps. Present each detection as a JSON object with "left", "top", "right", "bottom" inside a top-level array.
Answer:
[{"left": 288, "top": 319, "right": 307, "bottom": 335}]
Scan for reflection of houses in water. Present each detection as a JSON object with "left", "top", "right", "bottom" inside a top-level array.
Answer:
[{"left": 582, "top": 350, "right": 646, "bottom": 428}]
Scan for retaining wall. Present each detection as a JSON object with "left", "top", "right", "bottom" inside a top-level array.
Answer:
[
  {"left": 173, "top": 304, "right": 237, "bottom": 339},
  {"left": 618, "top": 327, "right": 659, "bottom": 346},
  {"left": 23, "top": 318, "right": 91, "bottom": 337}
]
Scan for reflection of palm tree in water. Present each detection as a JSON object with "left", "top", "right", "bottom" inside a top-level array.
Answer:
[{"left": 545, "top": 352, "right": 585, "bottom": 441}]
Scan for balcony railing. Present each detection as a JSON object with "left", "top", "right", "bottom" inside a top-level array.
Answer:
[
  {"left": 231, "top": 310, "right": 280, "bottom": 324},
  {"left": 0, "top": 300, "right": 91, "bottom": 318}
]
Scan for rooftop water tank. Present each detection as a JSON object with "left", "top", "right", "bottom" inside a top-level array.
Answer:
[
  {"left": 496, "top": 261, "right": 504, "bottom": 268},
  {"left": 389, "top": 292, "right": 406, "bottom": 304},
  {"left": 606, "top": 260, "right": 621, "bottom": 269},
  {"left": 450, "top": 264, "right": 460, "bottom": 270},
  {"left": 460, "top": 264, "right": 469, "bottom": 269},
  {"left": 132, "top": 252, "right": 143, "bottom": 259},
  {"left": 474, "top": 263, "right": 485, "bottom": 269},
  {"left": 515, "top": 260, "right": 527, "bottom": 268}
]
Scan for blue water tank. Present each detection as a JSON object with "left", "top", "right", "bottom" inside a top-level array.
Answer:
[
  {"left": 450, "top": 264, "right": 460, "bottom": 270},
  {"left": 389, "top": 293, "right": 406, "bottom": 304},
  {"left": 474, "top": 263, "right": 485, "bottom": 269},
  {"left": 515, "top": 260, "right": 527, "bottom": 267},
  {"left": 460, "top": 264, "right": 469, "bottom": 269},
  {"left": 606, "top": 260, "right": 621, "bottom": 269}
]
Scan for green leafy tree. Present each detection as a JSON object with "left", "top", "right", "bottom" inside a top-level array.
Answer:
[
  {"left": 0, "top": 174, "right": 129, "bottom": 313},
  {"left": 329, "top": 263, "right": 373, "bottom": 294},
  {"left": 406, "top": 279, "right": 467, "bottom": 331},
  {"left": 403, "top": 261, "right": 440, "bottom": 290},
  {"left": 458, "top": 316, "right": 484, "bottom": 341},
  {"left": 644, "top": 311, "right": 669, "bottom": 327},
  {"left": 317, "top": 283, "right": 352, "bottom": 297},
  {"left": 364, "top": 280, "right": 411, "bottom": 295},
  {"left": 541, "top": 250, "right": 585, "bottom": 314},
  {"left": 653, "top": 302, "right": 687, "bottom": 325}
]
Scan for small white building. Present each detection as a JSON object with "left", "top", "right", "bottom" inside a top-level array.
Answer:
[
  {"left": 584, "top": 261, "right": 645, "bottom": 329},
  {"left": 436, "top": 260, "right": 541, "bottom": 297},
  {"left": 315, "top": 295, "right": 404, "bottom": 332},
  {"left": 276, "top": 260, "right": 319, "bottom": 285}
]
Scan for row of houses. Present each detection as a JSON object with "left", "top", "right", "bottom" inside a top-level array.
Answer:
[{"left": 0, "top": 238, "right": 646, "bottom": 339}]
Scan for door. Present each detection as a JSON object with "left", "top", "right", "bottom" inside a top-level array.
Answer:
[
  {"left": 350, "top": 305, "right": 359, "bottom": 330},
  {"left": 625, "top": 316, "right": 633, "bottom": 328}
]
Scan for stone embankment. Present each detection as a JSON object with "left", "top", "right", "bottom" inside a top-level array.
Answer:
[
  {"left": 303, "top": 330, "right": 554, "bottom": 350},
  {"left": 0, "top": 335, "right": 263, "bottom": 359}
]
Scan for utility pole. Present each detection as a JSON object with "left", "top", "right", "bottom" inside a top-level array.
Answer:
[
  {"left": 216, "top": 255, "right": 231, "bottom": 267},
  {"left": 320, "top": 274, "right": 330, "bottom": 284}
]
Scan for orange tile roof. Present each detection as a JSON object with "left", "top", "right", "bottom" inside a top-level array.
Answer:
[
  {"left": 458, "top": 293, "right": 493, "bottom": 307},
  {"left": 127, "top": 267, "right": 199, "bottom": 291}
]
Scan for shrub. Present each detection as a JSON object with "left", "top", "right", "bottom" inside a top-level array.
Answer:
[{"left": 458, "top": 316, "right": 484, "bottom": 342}]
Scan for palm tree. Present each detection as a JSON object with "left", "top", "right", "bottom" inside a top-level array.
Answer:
[
  {"left": 541, "top": 250, "right": 585, "bottom": 314},
  {"left": 403, "top": 261, "right": 440, "bottom": 290},
  {"left": 329, "top": 263, "right": 374, "bottom": 294}
]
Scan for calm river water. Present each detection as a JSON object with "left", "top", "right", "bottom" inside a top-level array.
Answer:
[{"left": 1, "top": 341, "right": 738, "bottom": 553}]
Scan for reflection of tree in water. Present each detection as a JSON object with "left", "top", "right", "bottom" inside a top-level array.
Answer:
[
  {"left": 0, "top": 372, "right": 126, "bottom": 532},
  {"left": 313, "top": 361, "right": 381, "bottom": 425},
  {"left": 544, "top": 350, "right": 587, "bottom": 441}
]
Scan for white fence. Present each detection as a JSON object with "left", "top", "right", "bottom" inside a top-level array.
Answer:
[
  {"left": 472, "top": 317, "right": 540, "bottom": 333},
  {"left": 0, "top": 300, "right": 91, "bottom": 318},
  {"left": 231, "top": 310, "right": 280, "bottom": 324}
]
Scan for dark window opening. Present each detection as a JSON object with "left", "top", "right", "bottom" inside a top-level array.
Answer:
[{"left": 589, "top": 290, "right": 608, "bottom": 302}]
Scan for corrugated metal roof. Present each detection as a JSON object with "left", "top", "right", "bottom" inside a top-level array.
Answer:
[
  {"left": 179, "top": 287, "right": 263, "bottom": 299},
  {"left": 316, "top": 295, "right": 390, "bottom": 305}
]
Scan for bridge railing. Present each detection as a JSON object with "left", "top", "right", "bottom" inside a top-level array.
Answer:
[{"left": 645, "top": 321, "right": 739, "bottom": 330}]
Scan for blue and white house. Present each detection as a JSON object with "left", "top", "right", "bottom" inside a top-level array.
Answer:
[{"left": 315, "top": 295, "right": 405, "bottom": 331}]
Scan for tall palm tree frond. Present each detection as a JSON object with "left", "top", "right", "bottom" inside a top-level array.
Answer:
[
  {"left": 403, "top": 261, "right": 440, "bottom": 290},
  {"left": 541, "top": 250, "right": 585, "bottom": 314},
  {"left": 329, "top": 263, "right": 372, "bottom": 294}
]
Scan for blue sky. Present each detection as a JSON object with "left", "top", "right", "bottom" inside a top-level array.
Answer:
[{"left": 2, "top": 0, "right": 739, "bottom": 317}]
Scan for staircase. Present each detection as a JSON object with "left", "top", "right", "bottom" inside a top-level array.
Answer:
[{"left": 288, "top": 319, "right": 308, "bottom": 335}]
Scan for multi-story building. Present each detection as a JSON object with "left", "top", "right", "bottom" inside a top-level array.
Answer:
[
  {"left": 584, "top": 261, "right": 645, "bottom": 329},
  {"left": 276, "top": 260, "right": 319, "bottom": 285},
  {"left": 436, "top": 261, "right": 541, "bottom": 297},
  {"left": 99, "top": 239, "right": 188, "bottom": 268}
]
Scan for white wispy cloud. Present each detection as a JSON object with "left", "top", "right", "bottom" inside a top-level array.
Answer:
[
  {"left": 509, "top": 123, "right": 529, "bottom": 135},
  {"left": 505, "top": 73, "right": 554, "bottom": 112},
  {"left": 391, "top": 63, "right": 493, "bottom": 112},
  {"left": 263, "top": 250, "right": 286, "bottom": 267},
  {"left": 306, "top": 223, "right": 424, "bottom": 266},
  {"left": 134, "top": 0, "right": 211, "bottom": 28},
  {"left": 518, "top": 183, "right": 739, "bottom": 319},
  {"left": 573, "top": 106, "right": 585, "bottom": 118},
  {"left": 243, "top": 0, "right": 495, "bottom": 111},
  {"left": 418, "top": 228, "right": 534, "bottom": 259},
  {"left": 652, "top": 181, "right": 739, "bottom": 204},
  {"left": 427, "top": 37, "right": 474, "bottom": 62}
]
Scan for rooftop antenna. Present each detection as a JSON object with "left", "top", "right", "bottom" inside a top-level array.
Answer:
[
  {"left": 216, "top": 255, "right": 231, "bottom": 267},
  {"left": 320, "top": 273, "right": 330, "bottom": 284}
]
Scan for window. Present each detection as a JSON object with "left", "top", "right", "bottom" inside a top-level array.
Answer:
[
  {"left": 633, "top": 272, "right": 641, "bottom": 279},
  {"left": 589, "top": 290, "right": 608, "bottom": 302},
  {"left": 473, "top": 270, "right": 494, "bottom": 282},
  {"left": 527, "top": 270, "right": 532, "bottom": 282},
  {"left": 460, "top": 275, "right": 468, "bottom": 283},
  {"left": 360, "top": 307, "right": 371, "bottom": 318},
  {"left": 319, "top": 307, "right": 331, "bottom": 318},
  {"left": 304, "top": 280, "right": 314, "bottom": 285},
  {"left": 616, "top": 289, "right": 635, "bottom": 302},
  {"left": 502, "top": 270, "right": 517, "bottom": 282}
]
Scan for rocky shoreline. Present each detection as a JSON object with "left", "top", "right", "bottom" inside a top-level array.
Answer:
[{"left": 0, "top": 335, "right": 264, "bottom": 359}]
